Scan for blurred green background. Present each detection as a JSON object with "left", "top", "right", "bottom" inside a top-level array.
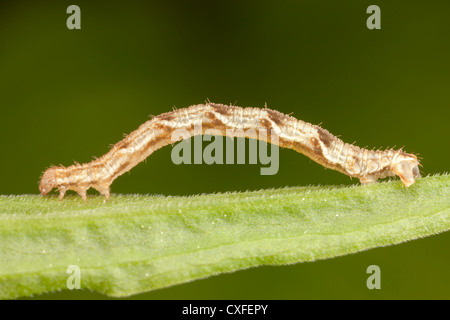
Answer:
[{"left": 1, "top": 0, "right": 449, "bottom": 299}]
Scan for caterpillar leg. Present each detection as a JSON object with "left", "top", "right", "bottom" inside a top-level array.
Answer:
[
  {"left": 359, "top": 175, "right": 378, "bottom": 185},
  {"left": 58, "top": 188, "right": 67, "bottom": 201},
  {"left": 76, "top": 189, "right": 88, "bottom": 203},
  {"left": 93, "top": 185, "right": 111, "bottom": 201},
  {"left": 99, "top": 188, "right": 110, "bottom": 201},
  {"left": 392, "top": 160, "right": 421, "bottom": 188}
]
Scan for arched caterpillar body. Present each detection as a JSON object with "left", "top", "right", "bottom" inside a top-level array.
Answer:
[{"left": 39, "top": 103, "right": 421, "bottom": 201}]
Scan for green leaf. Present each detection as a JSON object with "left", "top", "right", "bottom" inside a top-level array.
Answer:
[{"left": 1, "top": 174, "right": 449, "bottom": 299}]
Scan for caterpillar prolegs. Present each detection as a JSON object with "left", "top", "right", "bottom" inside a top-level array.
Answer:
[{"left": 39, "top": 103, "right": 421, "bottom": 201}]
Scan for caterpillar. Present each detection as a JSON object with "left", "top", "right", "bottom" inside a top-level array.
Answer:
[{"left": 39, "top": 103, "right": 421, "bottom": 201}]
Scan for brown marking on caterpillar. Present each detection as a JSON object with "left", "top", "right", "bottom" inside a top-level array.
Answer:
[
  {"left": 144, "top": 133, "right": 170, "bottom": 150},
  {"left": 205, "top": 112, "right": 216, "bottom": 120},
  {"left": 317, "top": 127, "right": 334, "bottom": 148},
  {"left": 265, "top": 109, "right": 285, "bottom": 127},
  {"left": 211, "top": 104, "right": 232, "bottom": 117},
  {"left": 156, "top": 112, "right": 175, "bottom": 121},
  {"left": 115, "top": 139, "right": 131, "bottom": 150},
  {"left": 202, "top": 118, "right": 226, "bottom": 131},
  {"left": 39, "top": 103, "right": 422, "bottom": 201},
  {"left": 152, "top": 122, "right": 167, "bottom": 130},
  {"left": 309, "top": 137, "right": 322, "bottom": 155},
  {"left": 259, "top": 118, "right": 272, "bottom": 129}
]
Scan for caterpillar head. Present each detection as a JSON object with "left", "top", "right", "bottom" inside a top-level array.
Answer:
[
  {"left": 39, "top": 167, "right": 58, "bottom": 195},
  {"left": 391, "top": 152, "right": 421, "bottom": 187}
]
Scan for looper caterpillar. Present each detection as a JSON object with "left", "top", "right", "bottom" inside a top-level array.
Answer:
[{"left": 39, "top": 103, "right": 421, "bottom": 201}]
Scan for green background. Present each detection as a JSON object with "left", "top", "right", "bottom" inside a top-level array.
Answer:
[{"left": 1, "top": 0, "right": 449, "bottom": 299}]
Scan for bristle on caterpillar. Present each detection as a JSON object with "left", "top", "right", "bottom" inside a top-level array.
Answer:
[{"left": 39, "top": 103, "right": 421, "bottom": 201}]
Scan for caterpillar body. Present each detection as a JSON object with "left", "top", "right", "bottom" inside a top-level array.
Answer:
[{"left": 39, "top": 103, "right": 421, "bottom": 201}]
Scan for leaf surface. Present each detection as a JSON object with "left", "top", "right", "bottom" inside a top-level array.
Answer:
[{"left": 0, "top": 174, "right": 449, "bottom": 299}]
